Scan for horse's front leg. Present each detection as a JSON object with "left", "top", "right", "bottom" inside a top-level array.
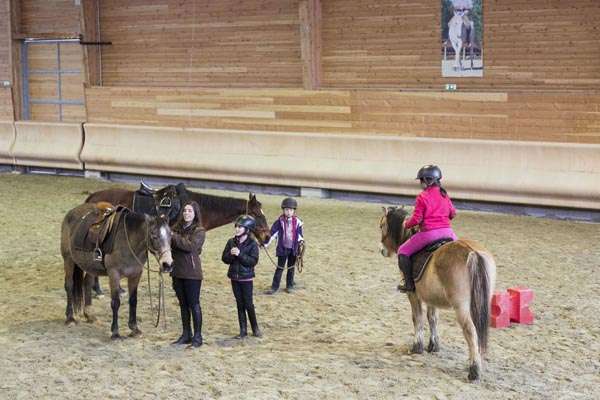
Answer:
[
  {"left": 456, "top": 305, "right": 482, "bottom": 382},
  {"left": 127, "top": 274, "right": 142, "bottom": 337},
  {"left": 407, "top": 293, "right": 424, "bottom": 354},
  {"left": 108, "top": 271, "right": 122, "bottom": 340},
  {"left": 454, "top": 43, "right": 463, "bottom": 70},
  {"left": 426, "top": 306, "right": 440, "bottom": 353},
  {"left": 83, "top": 273, "right": 97, "bottom": 323}
]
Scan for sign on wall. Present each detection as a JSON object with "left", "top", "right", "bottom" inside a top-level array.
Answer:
[{"left": 441, "top": 0, "right": 483, "bottom": 77}]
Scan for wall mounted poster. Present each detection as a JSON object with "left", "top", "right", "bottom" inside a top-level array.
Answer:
[{"left": 442, "top": 0, "right": 483, "bottom": 77}]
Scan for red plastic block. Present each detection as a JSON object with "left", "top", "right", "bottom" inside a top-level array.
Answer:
[
  {"left": 491, "top": 291, "right": 511, "bottom": 328},
  {"left": 508, "top": 286, "right": 534, "bottom": 324}
]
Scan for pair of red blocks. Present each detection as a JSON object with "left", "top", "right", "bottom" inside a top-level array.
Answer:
[{"left": 491, "top": 286, "right": 534, "bottom": 328}]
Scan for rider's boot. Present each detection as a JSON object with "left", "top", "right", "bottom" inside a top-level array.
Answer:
[
  {"left": 190, "top": 304, "right": 203, "bottom": 348},
  {"left": 172, "top": 305, "right": 192, "bottom": 345},
  {"left": 397, "top": 254, "right": 415, "bottom": 292}
]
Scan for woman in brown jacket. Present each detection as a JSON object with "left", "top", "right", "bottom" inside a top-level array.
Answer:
[{"left": 170, "top": 200, "right": 206, "bottom": 348}]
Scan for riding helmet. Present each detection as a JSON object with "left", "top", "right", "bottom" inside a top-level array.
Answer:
[
  {"left": 235, "top": 215, "right": 256, "bottom": 232},
  {"left": 416, "top": 165, "right": 442, "bottom": 183},
  {"left": 281, "top": 197, "right": 298, "bottom": 210}
]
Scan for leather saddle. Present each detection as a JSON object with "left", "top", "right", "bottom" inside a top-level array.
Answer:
[
  {"left": 411, "top": 238, "right": 454, "bottom": 283},
  {"left": 72, "top": 203, "right": 127, "bottom": 262}
]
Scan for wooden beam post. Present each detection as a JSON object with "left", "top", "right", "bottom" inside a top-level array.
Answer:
[
  {"left": 299, "top": 0, "right": 322, "bottom": 90},
  {"left": 9, "top": 0, "right": 22, "bottom": 120},
  {"left": 80, "top": 0, "right": 101, "bottom": 86}
]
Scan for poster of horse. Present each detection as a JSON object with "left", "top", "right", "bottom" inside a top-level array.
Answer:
[{"left": 441, "top": 0, "right": 483, "bottom": 77}]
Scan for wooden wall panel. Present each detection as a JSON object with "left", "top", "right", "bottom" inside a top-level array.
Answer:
[
  {"left": 0, "top": 0, "right": 14, "bottom": 120},
  {"left": 86, "top": 86, "right": 600, "bottom": 144},
  {"left": 19, "top": 0, "right": 81, "bottom": 37},
  {"left": 99, "top": 0, "right": 303, "bottom": 87},
  {"left": 0, "top": 89, "right": 14, "bottom": 120},
  {"left": 322, "top": 0, "right": 600, "bottom": 91},
  {"left": 0, "top": 0, "right": 10, "bottom": 80}
]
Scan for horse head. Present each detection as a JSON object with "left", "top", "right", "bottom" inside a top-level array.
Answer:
[
  {"left": 379, "top": 206, "right": 410, "bottom": 257},
  {"left": 146, "top": 214, "right": 173, "bottom": 272},
  {"left": 246, "top": 193, "right": 270, "bottom": 245}
]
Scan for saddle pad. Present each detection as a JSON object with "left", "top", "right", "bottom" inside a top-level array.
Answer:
[
  {"left": 411, "top": 238, "right": 454, "bottom": 283},
  {"left": 133, "top": 190, "right": 157, "bottom": 216}
]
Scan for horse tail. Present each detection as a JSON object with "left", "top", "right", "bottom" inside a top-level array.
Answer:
[
  {"left": 72, "top": 265, "right": 84, "bottom": 315},
  {"left": 467, "top": 251, "right": 492, "bottom": 355}
]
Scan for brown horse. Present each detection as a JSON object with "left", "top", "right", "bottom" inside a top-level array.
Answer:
[
  {"left": 61, "top": 202, "right": 173, "bottom": 339},
  {"left": 379, "top": 206, "right": 496, "bottom": 382},
  {"left": 86, "top": 184, "right": 271, "bottom": 243}
]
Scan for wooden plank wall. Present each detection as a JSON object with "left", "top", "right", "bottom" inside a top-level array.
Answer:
[
  {"left": 322, "top": 0, "right": 600, "bottom": 90},
  {"left": 0, "top": 0, "right": 13, "bottom": 120},
  {"left": 19, "top": 0, "right": 81, "bottom": 37},
  {"left": 86, "top": 86, "right": 600, "bottom": 144},
  {"left": 100, "top": 0, "right": 302, "bottom": 87}
]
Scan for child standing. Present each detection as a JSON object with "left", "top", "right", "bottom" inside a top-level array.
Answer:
[
  {"left": 398, "top": 165, "right": 457, "bottom": 292},
  {"left": 221, "top": 215, "right": 262, "bottom": 338},
  {"left": 264, "top": 197, "right": 304, "bottom": 294}
]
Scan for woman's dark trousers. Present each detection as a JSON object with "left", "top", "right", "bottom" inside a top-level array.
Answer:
[{"left": 172, "top": 277, "right": 203, "bottom": 346}]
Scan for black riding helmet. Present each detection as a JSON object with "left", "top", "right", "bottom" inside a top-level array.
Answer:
[
  {"left": 235, "top": 215, "right": 256, "bottom": 232},
  {"left": 281, "top": 197, "right": 298, "bottom": 210},
  {"left": 416, "top": 165, "right": 442, "bottom": 186}
]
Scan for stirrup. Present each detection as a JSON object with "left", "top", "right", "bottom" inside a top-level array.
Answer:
[
  {"left": 397, "top": 280, "right": 414, "bottom": 293},
  {"left": 93, "top": 248, "right": 103, "bottom": 262}
]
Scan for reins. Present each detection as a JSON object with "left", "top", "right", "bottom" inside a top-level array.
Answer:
[{"left": 123, "top": 214, "right": 167, "bottom": 329}]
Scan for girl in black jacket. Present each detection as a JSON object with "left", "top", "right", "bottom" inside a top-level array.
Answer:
[{"left": 221, "top": 215, "right": 261, "bottom": 338}]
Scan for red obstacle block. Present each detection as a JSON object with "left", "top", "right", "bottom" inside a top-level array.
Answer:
[
  {"left": 508, "top": 286, "right": 534, "bottom": 325},
  {"left": 491, "top": 291, "right": 511, "bottom": 328}
]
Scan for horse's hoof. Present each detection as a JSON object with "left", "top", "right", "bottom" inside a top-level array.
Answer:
[
  {"left": 65, "top": 318, "right": 77, "bottom": 326},
  {"left": 426, "top": 340, "right": 440, "bottom": 353},
  {"left": 128, "top": 329, "right": 142, "bottom": 338},
  {"left": 111, "top": 333, "right": 123, "bottom": 340},
  {"left": 410, "top": 343, "right": 424, "bottom": 354},
  {"left": 468, "top": 365, "right": 480, "bottom": 382}
]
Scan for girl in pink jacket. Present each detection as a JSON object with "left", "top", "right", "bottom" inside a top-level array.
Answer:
[{"left": 397, "top": 165, "right": 457, "bottom": 292}]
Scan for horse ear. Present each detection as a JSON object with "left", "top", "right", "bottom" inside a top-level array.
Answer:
[
  {"left": 381, "top": 206, "right": 388, "bottom": 216},
  {"left": 249, "top": 192, "right": 256, "bottom": 201}
]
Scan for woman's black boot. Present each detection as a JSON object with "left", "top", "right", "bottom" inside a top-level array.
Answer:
[
  {"left": 190, "top": 304, "right": 203, "bottom": 347},
  {"left": 172, "top": 306, "right": 192, "bottom": 345}
]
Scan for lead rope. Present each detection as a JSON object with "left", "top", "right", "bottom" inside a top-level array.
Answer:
[{"left": 123, "top": 214, "right": 166, "bottom": 329}]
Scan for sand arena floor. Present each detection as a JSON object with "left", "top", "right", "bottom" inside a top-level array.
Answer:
[{"left": 0, "top": 174, "right": 599, "bottom": 399}]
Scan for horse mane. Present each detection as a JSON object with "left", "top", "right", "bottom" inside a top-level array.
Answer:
[{"left": 387, "top": 207, "right": 412, "bottom": 248}]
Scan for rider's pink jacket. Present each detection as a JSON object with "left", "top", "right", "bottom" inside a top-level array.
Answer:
[{"left": 404, "top": 186, "right": 456, "bottom": 232}]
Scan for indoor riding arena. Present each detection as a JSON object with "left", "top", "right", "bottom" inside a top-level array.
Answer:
[{"left": 1, "top": 1, "right": 599, "bottom": 399}]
